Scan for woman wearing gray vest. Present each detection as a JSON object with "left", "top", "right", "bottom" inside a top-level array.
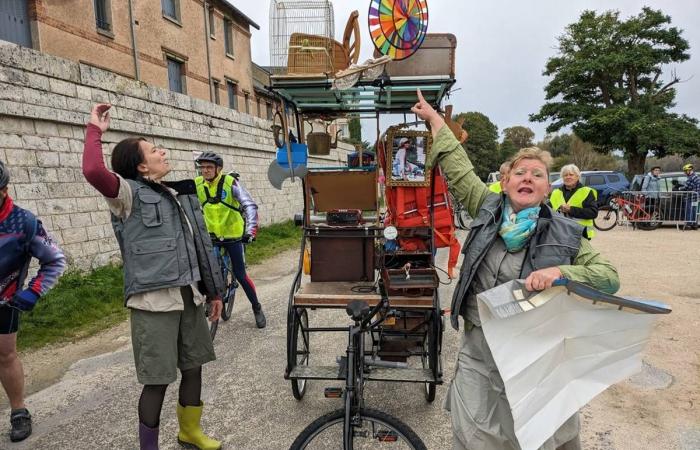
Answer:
[
  {"left": 411, "top": 91, "right": 620, "bottom": 450},
  {"left": 82, "top": 104, "right": 224, "bottom": 450}
]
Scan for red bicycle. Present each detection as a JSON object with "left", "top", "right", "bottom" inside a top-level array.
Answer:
[{"left": 594, "top": 192, "right": 661, "bottom": 231}]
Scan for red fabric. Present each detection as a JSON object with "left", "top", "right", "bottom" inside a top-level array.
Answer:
[
  {"left": 82, "top": 123, "right": 120, "bottom": 198},
  {"left": 0, "top": 195, "right": 13, "bottom": 222}
]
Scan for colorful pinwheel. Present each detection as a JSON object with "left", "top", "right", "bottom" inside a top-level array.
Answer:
[{"left": 368, "top": 0, "right": 429, "bottom": 60}]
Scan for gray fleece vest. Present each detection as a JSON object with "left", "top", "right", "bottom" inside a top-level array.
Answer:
[
  {"left": 450, "top": 194, "right": 584, "bottom": 329},
  {"left": 111, "top": 179, "right": 200, "bottom": 301}
]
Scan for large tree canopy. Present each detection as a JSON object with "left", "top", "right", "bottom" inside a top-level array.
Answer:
[
  {"left": 530, "top": 7, "right": 700, "bottom": 174},
  {"left": 455, "top": 112, "right": 500, "bottom": 179}
]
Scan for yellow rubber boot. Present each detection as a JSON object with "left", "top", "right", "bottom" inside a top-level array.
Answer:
[{"left": 176, "top": 403, "right": 221, "bottom": 450}]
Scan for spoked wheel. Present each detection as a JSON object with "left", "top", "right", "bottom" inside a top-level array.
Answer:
[
  {"left": 205, "top": 303, "right": 219, "bottom": 341},
  {"left": 289, "top": 408, "right": 427, "bottom": 450},
  {"left": 221, "top": 276, "right": 237, "bottom": 321},
  {"left": 421, "top": 311, "right": 439, "bottom": 403},
  {"left": 289, "top": 308, "right": 310, "bottom": 400},
  {"left": 636, "top": 211, "right": 662, "bottom": 230},
  {"left": 594, "top": 207, "right": 619, "bottom": 231}
]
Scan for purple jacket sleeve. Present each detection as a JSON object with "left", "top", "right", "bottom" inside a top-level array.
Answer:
[
  {"left": 232, "top": 179, "right": 259, "bottom": 237},
  {"left": 82, "top": 123, "right": 120, "bottom": 198},
  {"left": 23, "top": 222, "right": 67, "bottom": 298}
]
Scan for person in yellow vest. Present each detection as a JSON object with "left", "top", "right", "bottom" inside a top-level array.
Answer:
[
  {"left": 488, "top": 161, "right": 510, "bottom": 194},
  {"left": 550, "top": 164, "right": 598, "bottom": 239},
  {"left": 195, "top": 152, "right": 265, "bottom": 328}
]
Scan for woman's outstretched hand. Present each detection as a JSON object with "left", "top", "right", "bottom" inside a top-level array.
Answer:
[
  {"left": 411, "top": 89, "right": 445, "bottom": 136},
  {"left": 524, "top": 267, "right": 563, "bottom": 292},
  {"left": 89, "top": 103, "right": 111, "bottom": 133}
]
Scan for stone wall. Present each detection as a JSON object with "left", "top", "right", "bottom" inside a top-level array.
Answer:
[{"left": 0, "top": 41, "right": 352, "bottom": 269}]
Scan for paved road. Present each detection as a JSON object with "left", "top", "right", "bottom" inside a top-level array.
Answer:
[{"left": 1, "top": 246, "right": 461, "bottom": 450}]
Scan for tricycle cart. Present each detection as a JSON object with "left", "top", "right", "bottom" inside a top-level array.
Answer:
[{"left": 268, "top": 72, "right": 456, "bottom": 404}]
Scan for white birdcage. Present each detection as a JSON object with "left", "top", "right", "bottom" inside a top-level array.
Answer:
[{"left": 269, "top": 0, "right": 335, "bottom": 75}]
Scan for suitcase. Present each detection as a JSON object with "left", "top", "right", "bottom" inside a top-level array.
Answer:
[{"left": 374, "top": 33, "right": 457, "bottom": 78}]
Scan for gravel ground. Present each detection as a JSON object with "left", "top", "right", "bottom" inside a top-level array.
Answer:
[{"left": 1, "top": 226, "right": 698, "bottom": 450}]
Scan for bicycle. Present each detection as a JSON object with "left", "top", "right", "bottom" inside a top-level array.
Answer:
[
  {"left": 289, "top": 298, "right": 427, "bottom": 450},
  {"left": 206, "top": 238, "right": 239, "bottom": 340},
  {"left": 594, "top": 192, "right": 661, "bottom": 231}
]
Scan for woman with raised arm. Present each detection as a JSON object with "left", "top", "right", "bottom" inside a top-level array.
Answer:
[
  {"left": 411, "top": 90, "right": 619, "bottom": 450},
  {"left": 82, "top": 104, "right": 224, "bottom": 450}
]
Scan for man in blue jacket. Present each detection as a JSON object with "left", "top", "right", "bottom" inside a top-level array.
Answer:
[
  {"left": 681, "top": 163, "right": 700, "bottom": 230},
  {"left": 0, "top": 160, "right": 66, "bottom": 442}
]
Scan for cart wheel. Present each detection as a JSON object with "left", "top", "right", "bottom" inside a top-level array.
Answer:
[
  {"left": 289, "top": 308, "right": 310, "bottom": 400},
  {"left": 421, "top": 311, "right": 439, "bottom": 403}
]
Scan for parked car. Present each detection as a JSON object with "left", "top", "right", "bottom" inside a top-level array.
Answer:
[
  {"left": 629, "top": 172, "right": 695, "bottom": 224},
  {"left": 550, "top": 171, "right": 630, "bottom": 205}
]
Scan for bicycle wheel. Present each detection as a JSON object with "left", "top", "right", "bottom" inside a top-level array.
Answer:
[
  {"left": 205, "top": 303, "right": 219, "bottom": 341},
  {"left": 636, "top": 210, "right": 661, "bottom": 230},
  {"left": 221, "top": 279, "right": 237, "bottom": 321},
  {"left": 594, "top": 207, "right": 618, "bottom": 231},
  {"left": 289, "top": 408, "right": 427, "bottom": 450},
  {"left": 290, "top": 308, "right": 310, "bottom": 400},
  {"left": 421, "top": 311, "right": 439, "bottom": 403}
]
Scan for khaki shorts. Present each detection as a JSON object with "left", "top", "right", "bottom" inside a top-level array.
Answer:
[{"left": 130, "top": 286, "right": 216, "bottom": 385}]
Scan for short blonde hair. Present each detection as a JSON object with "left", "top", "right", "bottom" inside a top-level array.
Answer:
[
  {"left": 507, "top": 147, "right": 553, "bottom": 175},
  {"left": 560, "top": 164, "right": 581, "bottom": 178}
]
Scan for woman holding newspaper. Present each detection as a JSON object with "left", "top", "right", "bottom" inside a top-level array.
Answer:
[{"left": 411, "top": 90, "right": 619, "bottom": 450}]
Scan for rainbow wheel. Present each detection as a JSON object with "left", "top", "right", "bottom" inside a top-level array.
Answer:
[{"left": 368, "top": 0, "right": 429, "bottom": 60}]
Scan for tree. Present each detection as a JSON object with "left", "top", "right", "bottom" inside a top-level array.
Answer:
[
  {"left": 530, "top": 7, "right": 700, "bottom": 175},
  {"left": 455, "top": 112, "right": 500, "bottom": 179},
  {"left": 499, "top": 139, "right": 518, "bottom": 162},
  {"left": 348, "top": 116, "right": 362, "bottom": 142},
  {"left": 539, "top": 133, "right": 572, "bottom": 158},
  {"left": 502, "top": 126, "right": 535, "bottom": 150}
]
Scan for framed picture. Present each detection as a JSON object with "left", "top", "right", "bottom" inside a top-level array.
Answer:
[{"left": 386, "top": 128, "right": 432, "bottom": 186}]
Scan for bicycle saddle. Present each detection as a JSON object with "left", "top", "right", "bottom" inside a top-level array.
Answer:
[{"left": 346, "top": 300, "right": 370, "bottom": 322}]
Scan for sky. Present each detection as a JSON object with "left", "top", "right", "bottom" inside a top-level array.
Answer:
[{"left": 238, "top": 0, "right": 700, "bottom": 144}]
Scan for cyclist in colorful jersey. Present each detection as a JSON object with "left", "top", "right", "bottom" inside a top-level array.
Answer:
[
  {"left": 680, "top": 163, "right": 700, "bottom": 230},
  {"left": 549, "top": 164, "right": 598, "bottom": 239},
  {"left": 0, "top": 160, "right": 66, "bottom": 442},
  {"left": 194, "top": 152, "right": 265, "bottom": 328}
]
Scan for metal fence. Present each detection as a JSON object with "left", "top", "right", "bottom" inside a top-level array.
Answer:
[{"left": 612, "top": 191, "right": 699, "bottom": 227}]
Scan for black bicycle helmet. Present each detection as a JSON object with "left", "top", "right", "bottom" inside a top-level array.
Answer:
[
  {"left": 196, "top": 151, "right": 224, "bottom": 167},
  {"left": 0, "top": 160, "right": 9, "bottom": 189}
]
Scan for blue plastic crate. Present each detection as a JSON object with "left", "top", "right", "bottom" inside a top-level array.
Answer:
[{"left": 276, "top": 143, "right": 308, "bottom": 168}]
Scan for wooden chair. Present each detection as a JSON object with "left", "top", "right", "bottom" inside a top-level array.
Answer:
[{"left": 287, "top": 10, "right": 360, "bottom": 75}]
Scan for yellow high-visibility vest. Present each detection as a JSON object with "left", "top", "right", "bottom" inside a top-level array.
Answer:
[
  {"left": 195, "top": 173, "right": 244, "bottom": 239},
  {"left": 488, "top": 182, "right": 502, "bottom": 193},
  {"left": 550, "top": 186, "right": 597, "bottom": 239}
]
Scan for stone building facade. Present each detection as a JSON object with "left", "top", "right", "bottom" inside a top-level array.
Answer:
[
  {"left": 0, "top": 0, "right": 279, "bottom": 121},
  {"left": 0, "top": 42, "right": 352, "bottom": 269}
]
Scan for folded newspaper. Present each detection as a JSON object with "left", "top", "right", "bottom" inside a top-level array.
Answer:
[{"left": 477, "top": 279, "right": 671, "bottom": 450}]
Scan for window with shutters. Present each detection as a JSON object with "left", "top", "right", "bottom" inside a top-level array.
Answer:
[
  {"left": 167, "top": 57, "right": 185, "bottom": 94},
  {"left": 94, "top": 0, "right": 112, "bottom": 32},
  {"left": 224, "top": 19, "right": 234, "bottom": 56},
  {"left": 227, "top": 81, "right": 238, "bottom": 110},
  {"left": 212, "top": 79, "right": 220, "bottom": 105},
  {"left": 162, "top": 0, "right": 180, "bottom": 22}
]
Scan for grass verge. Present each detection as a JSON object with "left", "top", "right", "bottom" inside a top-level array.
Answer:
[{"left": 17, "top": 220, "right": 302, "bottom": 351}]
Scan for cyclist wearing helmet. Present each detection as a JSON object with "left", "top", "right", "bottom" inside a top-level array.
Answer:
[
  {"left": 0, "top": 160, "right": 66, "bottom": 442},
  {"left": 195, "top": 152, "right": 265, "bottom": 328},
  {"left": 680, "top": 163, "right": 699, "bottom": 229}
]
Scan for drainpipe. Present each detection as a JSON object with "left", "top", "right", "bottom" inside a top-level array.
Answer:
[
  {"left": 203, "top": 1, "right": 214, "bottom": 101},
  {"left": 127, "top": 0, "right": 141, "bottom": 80}
]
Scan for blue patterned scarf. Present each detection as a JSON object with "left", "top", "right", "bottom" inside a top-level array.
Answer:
[{"left": 498, "top": 199, "right": 540, "bottom": 252}]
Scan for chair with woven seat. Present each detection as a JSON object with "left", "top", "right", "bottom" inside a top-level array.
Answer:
[{"left": 286, "top": 10, "right": 360, "bottom": 75}]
